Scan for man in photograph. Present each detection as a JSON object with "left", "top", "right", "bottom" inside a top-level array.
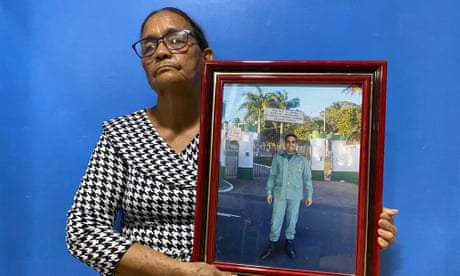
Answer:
[{"left": 260, "top": 134, "right": 313, "bottom": 259}]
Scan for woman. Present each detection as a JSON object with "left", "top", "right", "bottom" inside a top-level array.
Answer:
[{"left": 66, "top": 7, "right": 398, "bottom": 276}]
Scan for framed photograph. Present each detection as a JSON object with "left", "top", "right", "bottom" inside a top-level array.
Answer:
[{"left": 193, "top": 60, "right": 387, "bottom": 276}]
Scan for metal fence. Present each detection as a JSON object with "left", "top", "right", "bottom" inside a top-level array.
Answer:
[
  {"left": 225, "top": 155, "right": 238, "bottom": 179},
  {"left": 224, "top": 155, "right": 270, "bottom": 179},
  {"left": 254, "top": 163, "right": 271, "bottom": 178}
]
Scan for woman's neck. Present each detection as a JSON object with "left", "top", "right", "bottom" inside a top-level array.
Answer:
[
  {"left": 147, "top": 99, "right": 200, "bottom": 154},
  {"left": 154, "top": 94, "right": 199, "bottom": 126}
]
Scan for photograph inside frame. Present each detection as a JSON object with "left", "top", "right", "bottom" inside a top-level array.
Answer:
[{"left": 214, "top": 82, "right": 363, "bottom": 274}]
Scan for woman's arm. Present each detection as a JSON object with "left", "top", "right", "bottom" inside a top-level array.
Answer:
[
  {"left": 66, "top": 131, "right": 132, "bottom": 275},
  {"left": 114, "top": 243, "right": 232, "bottom": 276}
]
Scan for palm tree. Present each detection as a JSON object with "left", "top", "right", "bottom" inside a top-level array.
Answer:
[
  {"left": 341, "top": 84, "right": 363, "bottom": 95},
  {"left": 238, "top": 86, "right": 277, "bottom": 136},
  {"left": 238, "top": 88, "right": 301, "bottom": 150}
]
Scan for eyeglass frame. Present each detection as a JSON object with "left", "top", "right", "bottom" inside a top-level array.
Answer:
[{"left": 131, "top": 29, "right": 199, "bottom": 58}]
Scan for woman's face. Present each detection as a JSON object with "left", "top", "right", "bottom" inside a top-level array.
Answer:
[{"left": 140, "top": 11, "right": 213, "bottom": 93}]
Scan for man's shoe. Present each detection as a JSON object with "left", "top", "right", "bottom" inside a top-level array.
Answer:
[
  {"left": 260, "top": 241, "right": 277, "bottom": 259},
  {"left": 285, "top": 239, "right": 296, "bottom": 259}
]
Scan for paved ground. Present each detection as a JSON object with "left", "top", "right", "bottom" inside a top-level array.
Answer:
[{"left": 213, "top": 177, "right": 358, "bottom": 274}]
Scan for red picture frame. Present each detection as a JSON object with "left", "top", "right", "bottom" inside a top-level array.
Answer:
[{"left": 193, "top": 60, "right": 387, "bottom": 276}]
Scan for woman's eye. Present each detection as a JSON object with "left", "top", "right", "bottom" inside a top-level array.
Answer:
[
  {"left": 142, "top": 43, "right": 156, "bottom": 54},
  {"left": 170, "top": 38, "right": 185, "bottom": 44}
]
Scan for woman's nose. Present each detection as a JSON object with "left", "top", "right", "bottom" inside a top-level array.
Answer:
[{"left": 154, "top": 40, "right": 171, "bottom": 60}]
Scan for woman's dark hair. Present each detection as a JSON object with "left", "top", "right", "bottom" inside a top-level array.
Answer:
[{"left": 139, "top": 7, "right": 209, "bottom": 50}]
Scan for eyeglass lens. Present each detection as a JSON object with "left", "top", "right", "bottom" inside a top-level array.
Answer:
[{"left": 135, "top": 30, "right": 190, "bottom": 58}]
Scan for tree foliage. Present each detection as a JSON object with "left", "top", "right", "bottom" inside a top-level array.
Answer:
[
  {"left": 238, "top": 87, "right": 278, "bottom": 134},
  {"left": 321, "top": 101, "right": 361, "bottom": 144},
  {"left": 236, "top": 88, "right": 362, "bottom": 147}
]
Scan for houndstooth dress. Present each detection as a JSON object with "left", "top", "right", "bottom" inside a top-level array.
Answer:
[{"left": 66, "top": 109, "right": 198, "bottom": 275}]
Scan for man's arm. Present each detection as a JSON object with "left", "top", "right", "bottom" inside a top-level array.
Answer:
[
  {"left": 303, "top": 157, "right": 313, "bottom": 200},
  {"left": 265, "top": 154, "right": 278, "bottom": 198}
]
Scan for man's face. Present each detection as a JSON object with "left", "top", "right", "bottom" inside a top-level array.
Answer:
[{"left": 285, "top": 136, "right": 297, "bottom": 154}]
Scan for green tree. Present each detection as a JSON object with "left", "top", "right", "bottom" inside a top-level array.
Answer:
[
  {"left": 238, "top": 88, "right": 301, "bottom": 149},
  {"left": 337, "top": 105, "right": 361, "bottom": 143},
  {"left": 323, "top": 101, "right": 361, "bottom": 144},
  {"left": 232, "top": 117, "right": 241, "bottom": 126},
  {"left": 238, "top": 87, "right": 277, "bottom": 135},
  {"left": 290, "top": 115, "right": 317, "bottom": 141}
]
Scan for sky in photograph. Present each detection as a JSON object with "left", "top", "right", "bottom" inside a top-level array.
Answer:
[{"left": 222, "top": 83, "right": 362, "bottom": 122}]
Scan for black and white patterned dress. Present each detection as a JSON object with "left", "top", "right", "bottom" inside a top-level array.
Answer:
[{"left": 66, "top": 109, "right": 198, "bottom": 275}]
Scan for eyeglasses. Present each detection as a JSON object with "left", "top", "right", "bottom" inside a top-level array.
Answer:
[{"left": 131, "top": 29, "right": 195, "bottom": 58}]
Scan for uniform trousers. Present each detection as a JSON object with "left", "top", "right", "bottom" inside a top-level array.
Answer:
[{"left": 269, "top": 197, "right": 301, "bottom": 242}]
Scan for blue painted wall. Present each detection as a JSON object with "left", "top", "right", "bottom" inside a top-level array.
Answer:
[{"left": 1, "top": 0, "right": 459, "bottom": 275}]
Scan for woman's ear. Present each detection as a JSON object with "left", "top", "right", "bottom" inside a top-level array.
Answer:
[{"left": 203, "top": 48, "right": 214, "bottom": 61}]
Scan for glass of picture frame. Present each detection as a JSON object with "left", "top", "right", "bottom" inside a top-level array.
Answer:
[{"left": 193, "top": 60, "right": 387, "bottom": 276}]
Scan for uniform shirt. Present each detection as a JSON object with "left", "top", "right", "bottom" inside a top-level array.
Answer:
[{"left": 265, "top": 150, "right": 313, "bottom": 200}]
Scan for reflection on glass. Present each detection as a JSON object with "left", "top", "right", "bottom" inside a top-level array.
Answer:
[{"left": 214, "top": 84, "right": 362, "bottom": 274}]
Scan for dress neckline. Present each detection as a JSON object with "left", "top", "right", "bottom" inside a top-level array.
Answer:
[{"left": 141, "top": 109, "right": 199, "bottom": 157}]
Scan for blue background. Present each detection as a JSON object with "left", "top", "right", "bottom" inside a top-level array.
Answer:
[{"left": 1, "top": 0, "right": 459, "bottom": 275}]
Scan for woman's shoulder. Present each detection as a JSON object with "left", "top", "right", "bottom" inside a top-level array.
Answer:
[
  {"left": 100, "top": 109, "right": 153, "bottom": 139},
  {"left": 102, "top": 109, "right": 147, "bottom": 130}
]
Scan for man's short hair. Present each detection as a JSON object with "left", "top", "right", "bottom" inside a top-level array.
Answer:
[{"left": 285, "top": 134, "right": 297, "bottom": 142}]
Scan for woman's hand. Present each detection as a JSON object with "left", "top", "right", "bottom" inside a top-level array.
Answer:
[{"left": 377, "top": 208, "right": 399, "bottom": 249}]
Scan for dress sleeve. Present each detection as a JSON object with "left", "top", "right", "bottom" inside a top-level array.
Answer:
[{"left": 66, "top": 130, "right": 133, "bottom": 275}]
